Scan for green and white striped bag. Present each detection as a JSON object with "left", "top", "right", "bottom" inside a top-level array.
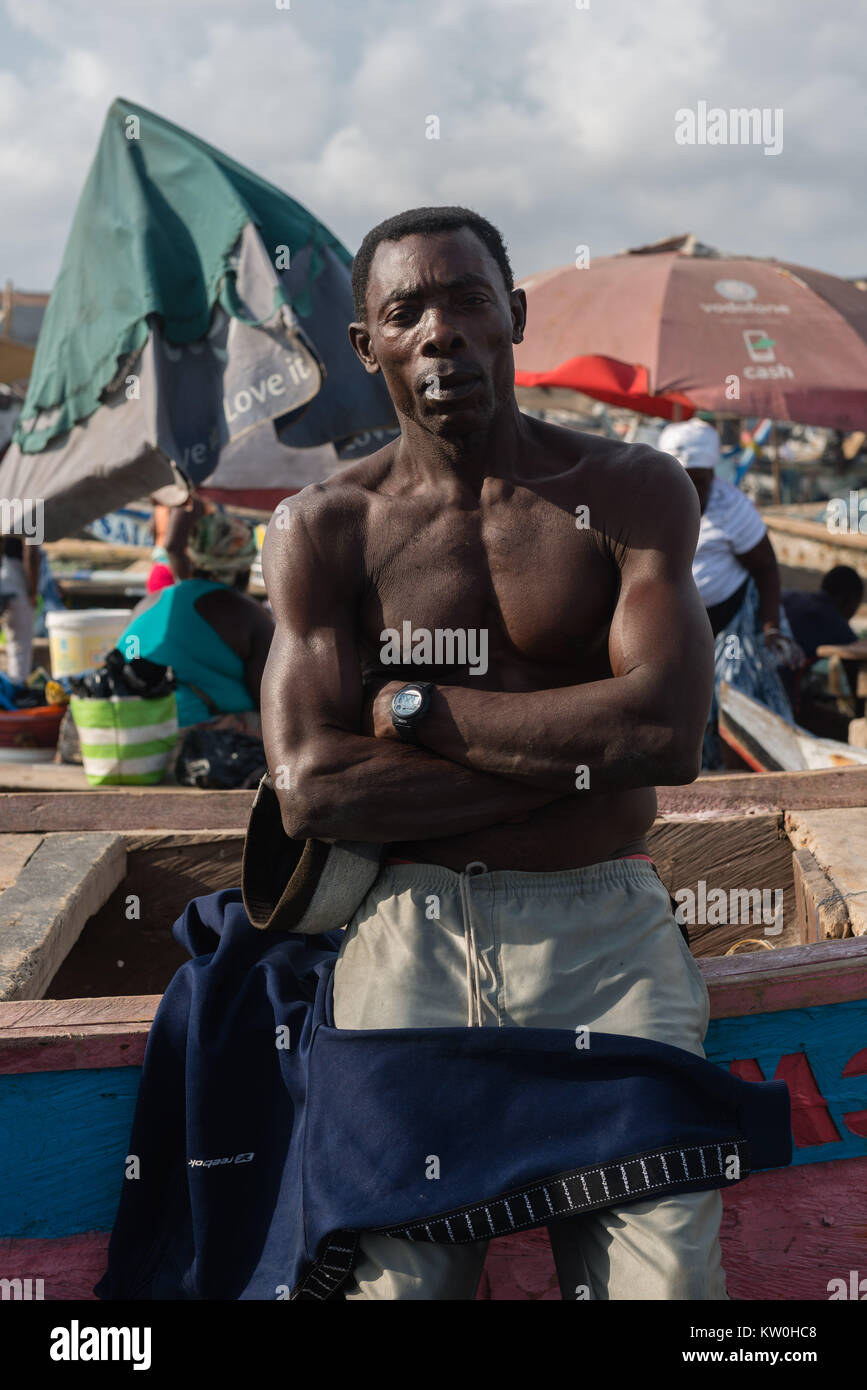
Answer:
[{"left": 69, "top": 692, "right": 179, "bottom": 786}]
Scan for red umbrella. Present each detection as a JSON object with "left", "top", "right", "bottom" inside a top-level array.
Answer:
[{"left": 514, "top": 235, "right": 867, "bottom": 429}]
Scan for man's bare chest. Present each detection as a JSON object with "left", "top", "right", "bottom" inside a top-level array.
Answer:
[{"left": 358, "top": 494, "right": 618, "bottom": 682}]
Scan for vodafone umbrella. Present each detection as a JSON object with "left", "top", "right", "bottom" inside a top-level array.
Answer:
[{"left": 514, "top": 234, "right": 867, "bottom": 429}]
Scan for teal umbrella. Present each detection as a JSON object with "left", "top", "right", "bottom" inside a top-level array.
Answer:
[{"left": 0, "top": 97, "right": 394, "bottom": 540}]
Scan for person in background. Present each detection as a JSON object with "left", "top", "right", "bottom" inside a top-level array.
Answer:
[
  {"left": 146, "top": 495, "right": 208, "bottom": 592},
  {"left": 146, "top": 502, "right": 176, "bottom": 594},
  {"left": 781, "top": 566, "right": 865, "bottom": 735},
  {"left": 782, "top": 566, "right": 864, "bottom": 662},
  {"left": 0, "top": 534, "right": 40, "bottom": 682},
  {"left": 118, "top": 512, "right": 274, "bottom": 730},
  {"left": 658, "top": 418, "right": 800, "bottom": 769}
]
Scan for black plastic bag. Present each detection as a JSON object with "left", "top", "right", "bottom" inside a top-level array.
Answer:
[
  {"left": 69, "top": 647, "right": 176, "bottom": 700},
  {"left": 176, "top": 725, "right": 267, "bottom": 790}
]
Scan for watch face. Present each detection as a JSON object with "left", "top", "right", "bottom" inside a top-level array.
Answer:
[{"left": 393, "top": 687, "right": 423, "bottom": 718}]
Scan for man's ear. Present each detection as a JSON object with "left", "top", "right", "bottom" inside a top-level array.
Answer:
[
  {"left": 348, "top": 322, "right": 381, "bottom": 374},
  {"left": 510, "top": 288, "right": 527, "bottom": 344}
]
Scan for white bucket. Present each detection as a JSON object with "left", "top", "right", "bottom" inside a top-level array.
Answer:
[{"left": 46, "top": 608, "right": 133, "bottom": 678}]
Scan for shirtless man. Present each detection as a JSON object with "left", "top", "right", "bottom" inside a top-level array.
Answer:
[{"left": 260, "top": 206, "right": 722, "bottom": 1300}]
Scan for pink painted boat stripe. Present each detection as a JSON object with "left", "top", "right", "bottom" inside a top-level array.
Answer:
[
  {"left": 0, "top": 1028, "right": 150, "bottom": 1075},
  {"left": 0, "top": 1231, "right": 109, "bottom": 1300}
]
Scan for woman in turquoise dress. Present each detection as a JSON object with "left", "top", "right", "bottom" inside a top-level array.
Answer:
[{"left": 118, "top": 512, "right": 274, "bottom": 729}]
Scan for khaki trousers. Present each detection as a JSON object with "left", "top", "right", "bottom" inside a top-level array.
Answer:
[{"left": 332, "top": 858, "right": 728, "bottom": 1301}]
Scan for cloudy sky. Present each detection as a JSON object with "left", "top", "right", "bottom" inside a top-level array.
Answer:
[{"left": 1, "top": 0, "right": 863, "bottom": 292}]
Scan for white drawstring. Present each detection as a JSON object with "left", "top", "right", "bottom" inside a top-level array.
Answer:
[{"left": 459, "top": 862, "right": 487, "bottom": 1027}]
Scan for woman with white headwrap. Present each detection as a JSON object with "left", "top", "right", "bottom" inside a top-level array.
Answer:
[{"left": 658, "top": 418, "right": 800, "bottom": 769}]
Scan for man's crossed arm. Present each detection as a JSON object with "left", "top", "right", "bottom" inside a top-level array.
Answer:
[
  {"left": 260, "top": 465, "right": 713, "bottom": 845},
  {"left": 372, "top": 471, "right": 714, "bottom": 795}
]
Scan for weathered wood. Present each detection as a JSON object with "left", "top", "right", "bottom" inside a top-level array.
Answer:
[
  {"left": 1, "top": 771, "right": 867, "bottom": 834},
  {"left": 46, "top": 834, "right": 245, "bottom": 999},
  {"left": 43, "top": 539, "right": 152, "bottom": 565},
  {"left": 762, "top": 509, "right": 867, "bottom": 589},
  {"left": 792, "top": 847, "right": 850, "bottom": 942},
  {"left": 719, "top": 1155, "right": 867, "bottom": 1299},
  {"left": 0, "top": 1064, "right": 138, "bottom": 1238},
  {"left": 0, "top": 1232, "right": 111, "bottom": 1301},
  {"left": 0, "top": 995, "right": 160, "bottom": 1032},
  {"left": 0, "top": 764, "right": 91, "bottom": 792},
  {"left": 477, "top": 1230, "right": 559, "bottom": 1300},
  {"left": 762, "top": 509, "right": 867, "bottom": 551},
  {"left": 0, "top": 1026, "right": 151, "bottom": 1074},
  {"left": 0, "top": 789, "right": 255, "bottom": 832},
  {"left": 0, "top": 833, "right": 42, "bottom": 889},
  {"left": 701, "top": 935, "right": 867, "bottom": 1017},
  {"left": 656, "top": 768, "right": 867, "bottom": 816},
  {"left": 647, "top": 814, "right": 797, "bottom": 956},
  {"left": 720, "top": 681, "right": 867, "bottom": 773},
  {"left": 0, "top": 995, "right": 159, "bottom": 1074},
  {"left": 786, "top": 809, "right": 867, "bottom": 937},
  {"left": 117, "top": 828, "right": 245, "bottom": 854},
  {"left": 0, "top": 833, "right": 127, "bottom": 1001}
]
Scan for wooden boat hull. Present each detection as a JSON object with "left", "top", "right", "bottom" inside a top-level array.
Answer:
[
  {"left": 1, "top": 775, "right": 865, "bottom": 1300},
  {"left": 3, "top": 936, "right": 866, "bottom": 1301},
  {"left": 720, "top": 681, "right": 867, "bottom": 773}
]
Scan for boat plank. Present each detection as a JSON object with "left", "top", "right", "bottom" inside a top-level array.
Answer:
[
  {"left": 0, "top": 789, "right": 255, "bottom": 831},
  {"left": 647, "top": 814, "right": 798, "bottom": 955},
  {"left": 657, "top": 768, "right": 867, "bottom": 816},
  {"left": 1, "top": 768, "right": 867, "bottom": 833},
  {"left": 0, "top": 833, "right": 43, "bottom": 889},
  {"left": 786, "top": 809, "right": 867, "bottom": 937},
  {"left": 0, "top": 833, "right": 127, "bottom": 1001},
  {"left": 702, "top": 937, "right": 867, "bottom": 1015},
  {"left": 0, "top": 1232, "right": 110, "bottom": 1301},
  {"left": 0, "top": 996, "right": 159, "bottom": 1073},
  {"left": 793, "top": 846, "right": 851, "bottom": 941}
]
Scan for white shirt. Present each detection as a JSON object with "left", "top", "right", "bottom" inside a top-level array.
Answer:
[{"left": 692, "top": 478, "right": 766, "bottom": 607}]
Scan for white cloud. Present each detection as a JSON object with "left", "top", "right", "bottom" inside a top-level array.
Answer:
[{"left": 0, "top": 0, "right": 864, "bottom": 291}]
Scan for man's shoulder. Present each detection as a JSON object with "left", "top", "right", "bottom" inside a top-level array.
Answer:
[
  {"left": 271, "top": 442, "right": 398, "bottom": 534},
  {"left": 523, "top": 415, "right": 689, "bottom": 490}
]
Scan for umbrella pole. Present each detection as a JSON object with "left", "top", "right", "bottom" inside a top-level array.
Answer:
[{"left": 771, "top": 421, "right": 781, "bottom": 504}]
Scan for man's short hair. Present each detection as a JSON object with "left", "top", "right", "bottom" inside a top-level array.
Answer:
[
  {"left": 821, "top": 565, "right": 864, "bottom": 605},
  {"left": 351, "top": 206, "right": 514, "bottom": 321}
]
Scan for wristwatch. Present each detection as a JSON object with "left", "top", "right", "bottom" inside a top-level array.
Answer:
[{"left": 390, "top": 682, "right": 434, "bottom": 746}]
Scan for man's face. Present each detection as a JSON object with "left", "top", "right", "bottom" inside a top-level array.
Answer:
[{"left": 349, "top": 227, "right": 525, "bottom": 441}]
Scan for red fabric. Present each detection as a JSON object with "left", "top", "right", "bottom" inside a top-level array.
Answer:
[
  {"left": 146, "top": 562, "right": 175, "bottom": 593},
  {"left": 197, "top": 486, "right": 300, "bottom": 511},
  {"left": 515, "top": 355, "right": 695, "bottom": 421}
]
